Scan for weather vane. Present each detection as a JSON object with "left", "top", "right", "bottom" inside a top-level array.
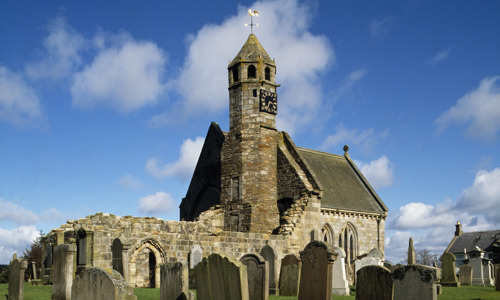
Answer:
[{"left": 245, "top": 9, "right": 259, "bottom": 33}]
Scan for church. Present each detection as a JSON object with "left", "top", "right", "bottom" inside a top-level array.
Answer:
[{"left": 41, "top": 33, "right": 388, "bottom": 289}]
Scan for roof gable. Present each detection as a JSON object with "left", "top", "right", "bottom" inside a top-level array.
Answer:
[
  {"left": 448, "top": 230, "right": 500, "bottom": 254},
  {"left": 295, "top": 147, "right": 388, "bottom": 213}
]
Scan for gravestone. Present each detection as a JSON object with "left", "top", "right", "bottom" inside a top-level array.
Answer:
[
  {"left": 189, "top": 245, "right": 203, "bottom": 269},
  {"left": 43, "top": 243, "right": 53, "bottom": 284},
  {"left": 8, "top": 254, "right": 28, "bottom": 300},
  {"left": 439, "top": 253, "right": 460, "bottom": 287},
  {"left": 240, "top": 253, "right": 268, "bottom": 300},
  {"left": 71, "top": 267, "right": 137, "bottom": 300},
  {"left": 459, "top": 264, "right": 472, "bottom": 286},
  {"left": 354, "top": 249, "right": 384, "bottom": 282},
  {"left": 384, "top": 261, "right": 395, "bottom": 272},
  {"left": 279, "top": 254, "right": 300, "bottom": 296},
  {"left": 483, "top": 260, "right": 495, "bottom": 286},
  {"left": 408, "top": 238, "right": 416, "bottom": 265},
  {"left": 260, "top": 245, "right": 278, "bottom": 295},
  {"left": 393, "top": 265, "right": 439, "bottom": 300},
  {"left": 356, "top": 265, "right": 393, "bottom": 300},
  {"left": 332, "top": 247, "right": 350, "bottom": 295},
  {"left": 52, "top": 244, "right": 77, "bottom": 300},
  {"left": 160, "top": 262, "right": 189, "bottom": 300},
  {"left": 194, "top": 253, "right": 249, "bottom": 300},
  {"left": 297, "top": 241, "right": 337, "bottom": 300}
]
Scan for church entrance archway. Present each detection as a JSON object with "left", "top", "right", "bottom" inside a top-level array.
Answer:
[{"left": 128, "top": 238, "right": 165, "bottom": 288}]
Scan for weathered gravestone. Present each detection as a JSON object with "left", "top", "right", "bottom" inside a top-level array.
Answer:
[
  {"left": 354, "top": 248, "right": 384, "bottom": 283},
  {"left": 160, "top": 262, "right": 190, "bottom": 300},
  {"left": 279, "top": 254, "right": 300, "bottom": 296},
  {"left": 393, "top": 265, "right": 439, "bottom": 300},
  {"left": 260, "top": 245, "right": 278, "bottom": 295},
  {"left": 189, "top": 245, "right": 203, "bottom": 269},
  {"left": 297, "top": 241, "right": 337, "bottom": 300},
  {"left": 384, "top": 261, "right": 395, "bottom": 272},
  {"left": 71, "top": 267, "right": 136, "bottom": 300},
  {"left": 439, "top": 253, "right": 460, "bottom": 287},
  {"left": 408, "top": 238, "right": 416, "bottom": 265},
  {"left": 240, "top": 254, "right": 268, "bottom": 300},
  {"left": 356, "top": 265, "right": 393, "bottom": 300},
  {"left": 52, "top": 244, "right": 77, "bottom": 300},
  {"left": 194, "top": 253, "right": 249, "bottom": 300},
  {"left": 459, "top": 264, "right": 472, "bottom": 286},
  {"left": 188, "top": 245, "right": 203, "bottom": 289},
  {"left": 43, "top": 243, "right": 53, "bottom": 285},
  {"left": 8, "top": 254, "right": 28, "bottom": 300},
  {"left": 332, "top": 247, "right": 350, "bottom": 296}
]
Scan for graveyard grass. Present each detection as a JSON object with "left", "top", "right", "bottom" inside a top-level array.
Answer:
[{"left": 0, "top": 284, "right": 499, "bottom": 299}]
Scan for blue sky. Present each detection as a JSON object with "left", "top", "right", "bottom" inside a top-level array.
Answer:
[{"left": 1, "top": 0, "right": 500, "bottom": 264}]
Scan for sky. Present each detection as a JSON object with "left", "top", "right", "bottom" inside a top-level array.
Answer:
[{"left": 1, "top": 0, "right": 500, "bottom": 264}]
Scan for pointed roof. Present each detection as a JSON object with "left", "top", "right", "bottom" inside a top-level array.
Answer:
[{"left": 230, "top": 34, "right": 274, "bottom": 66}]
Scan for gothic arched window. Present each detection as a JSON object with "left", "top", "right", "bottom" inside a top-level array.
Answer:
[
  {"left": 339, "top": 222, "right": 358, "bottom": 265},
  {"left": 321, "top": 224, "right": 334, "bottom": 246},
  {"left": 248, "top": 65, "right": 256, "bottom": 78}
]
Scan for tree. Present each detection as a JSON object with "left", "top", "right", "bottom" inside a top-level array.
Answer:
[
  {"left": 22, "top": 230, "right": 43, "bottom": 281},
  {"left": 416, "top": 249, "right": 440, "bottom": 267},
  {"left": 0, "top": 265, "right": 9, "bottom": 284}
]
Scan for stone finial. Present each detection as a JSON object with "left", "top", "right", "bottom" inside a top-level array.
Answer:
[{"left": 343, "top": 145, "right": 349, "bottom": 154}]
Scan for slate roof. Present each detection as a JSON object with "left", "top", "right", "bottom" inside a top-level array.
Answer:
[
  {"left": 230, "top": 34, "right": 273, "bottom": 66},
  {"left": 447, "top": 230, "right": 500, "bottom": 254},
  {"left": 296, "top": 147, "right": 387, "bottom": 213}
]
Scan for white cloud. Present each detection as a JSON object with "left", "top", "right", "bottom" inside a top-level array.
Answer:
[
  {"left": 427, "top": 46, "right": 454, "bottom": 66},
  {"left": 71, "top": 32, "right": 167, "bottom": 113},
  {"left": 164, "top": 0, "right": 333, "bottom": 134},
  {"left": 117, "top": 174, "right": 146, "bottom": 189},
  {"left": 319, "top": 123, "right": 388, "bottom": 153},
  {"left": 25, "top": 17, "right": 85, "bottom": 80},
  {"left": 453, "top": 168, "right": 500, "bottom": 223},
  {"left": 369, "top": 17, "right": 392, "bottom": 40},
  {"left": 0, "top": 198, "right": 63, "bottom": 225},
  {"left": 138, "top": 191, "right": 176, "bottom": 215},
  {"left": 0, "top": 226, "right": 39, "bottom": 264},
  {"left": 0, "top": 66, "right": 46, "bottom": 127},
  {"left": 436, "top": 76, "right": 500, "bottom": 141},
  {"left": 146, "top": 137, "right": 205, "bottom": 181},
  {"left": 386, "top": 168, "right": 500, "bottom": 263},
  {"left": 356, "top": 156, "right": 394, "bottom": 189}
]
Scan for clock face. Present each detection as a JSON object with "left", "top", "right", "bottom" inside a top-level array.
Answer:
[{"left": 260, "top": 89, "right": 277, "bottom": 115}]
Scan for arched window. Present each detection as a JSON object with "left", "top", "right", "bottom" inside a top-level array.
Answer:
[
  {"left": 339, "top": 222, "right": 358, "bottom": 265},
  {"left": 321, "top": 224, "right": 334, "bottom": 246},
  {"left": 248, "top": 65, "right": 256, "bottom": 78},
  {"left": 265, "top": 67, "right": 271, "bottom": 81},
  {"left": 232, "top": 67, "right": 239, "bottom": 82}
]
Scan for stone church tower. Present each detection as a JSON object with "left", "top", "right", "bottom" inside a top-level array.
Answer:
[{"left": 221, "top": 34, "right": 280, "bottom": 233}]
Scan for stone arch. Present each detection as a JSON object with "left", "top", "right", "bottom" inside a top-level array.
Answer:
[
  {"left": 248, "top": 65, "right": 257, "bottom": 79},
  {"left": 128, "top": 238, "right": 165, "bottom": 288},
  {"left": 321, "top": 223, "right": 334, "bottom": 246},
  {"left": 339, "top": 222, "right": 358, "bottom": 277},
  {"left": 260, "top": 245, "right": 278, "bottom": 295}
]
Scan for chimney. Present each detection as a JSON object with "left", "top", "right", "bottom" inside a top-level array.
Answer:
[{"left": 455, "top": 221, "right": 462, "bottom": 236}]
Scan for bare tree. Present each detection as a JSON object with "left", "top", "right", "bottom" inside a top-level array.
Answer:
[{"left": 416, "top": 249, "right": 440, "bottom": 267}]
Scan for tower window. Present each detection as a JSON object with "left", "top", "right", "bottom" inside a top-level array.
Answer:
[
  {"left": 232, "top": 68, "right": 239, "bottom": 82},
  {"left": 253, "top": 89, "right": 257, "bottom": 97},
  {"left": 248, "top": 65, "right": 256, "bottom": 79},
  {"left": 265, "top": 67, "right": 271, "bottom": 81},
  {"left": 231, "top": 177, "right": 240, "bottom": 202}
]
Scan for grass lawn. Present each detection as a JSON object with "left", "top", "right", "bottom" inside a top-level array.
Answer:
[{"left": 1, "top": 283, "right": 498, "bottom": 299}]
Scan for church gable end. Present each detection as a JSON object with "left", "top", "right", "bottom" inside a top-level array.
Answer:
[{"left": 180, "top": 122, "right": 225, "bottom": 221}]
